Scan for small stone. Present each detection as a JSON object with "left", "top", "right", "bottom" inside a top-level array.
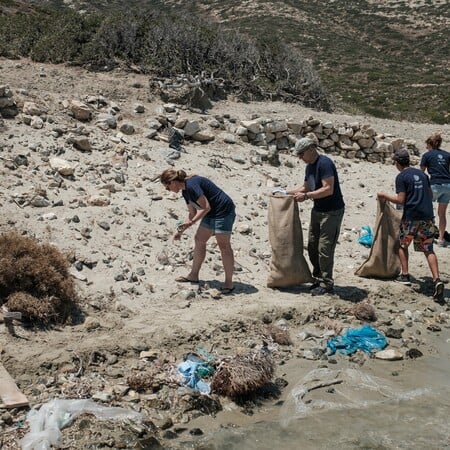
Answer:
[{"left": 375, "top": 349, "right": 403, "bottom": 361}]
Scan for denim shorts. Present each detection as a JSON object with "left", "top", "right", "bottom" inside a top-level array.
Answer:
[
  {"left": 200, "top": 212, "right": 236, "bottom": 235},
  {"left": 431, "top": 183, "right": 450, "bottom": 204},
  {"left": 399, "top": 219, "right": 438, "bottom": 252}
]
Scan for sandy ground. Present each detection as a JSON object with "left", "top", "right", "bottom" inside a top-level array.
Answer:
[{"left": 0, "top": 57, "right": 449, "bottom": 448}]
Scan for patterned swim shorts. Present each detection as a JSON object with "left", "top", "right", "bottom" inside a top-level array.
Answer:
[{"left": 399, "top": 219, "right": 438, "bottom": 252}]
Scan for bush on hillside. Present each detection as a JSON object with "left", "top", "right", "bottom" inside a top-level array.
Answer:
[
  {"left": 0, "top": 232, "right": 79, "bottom": 325},
  {"left": 0, "top": 7, "right": 330, "bottom": 110}
]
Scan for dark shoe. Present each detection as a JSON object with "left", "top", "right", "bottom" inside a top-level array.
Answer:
[
  {"left": 309, "top": 282, "right": 321, "bottom": 291},
  {"left": 444, "top": 231, "right": 450, "bottom": 243},
  {"left": 395, "top": 274, "right": 411, "bottom": 285},
  {"left": 311, "top": 285, "right": 334, "bottom": 296},
  {"left": 433, "top": 279, "right": 445, "bottom": 302}
]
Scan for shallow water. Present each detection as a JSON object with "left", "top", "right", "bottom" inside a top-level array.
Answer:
[{"left": 203, "top": 334, "right": 450, "bottom": 449}]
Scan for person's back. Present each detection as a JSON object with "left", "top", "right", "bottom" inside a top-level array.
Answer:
[
  {"left": 421, "top": 148, "right": 450, "bottom": 185},
  {"left": 396, "top": 167, "right": 433, "bottom": 221}
]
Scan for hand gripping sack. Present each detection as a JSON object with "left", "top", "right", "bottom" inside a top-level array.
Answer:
[
  {"left": 355, "top": 198, "right": 402, "bottom": 279},
  {"left": 267, "top": 195, "right": 313, "bottom": 287}
]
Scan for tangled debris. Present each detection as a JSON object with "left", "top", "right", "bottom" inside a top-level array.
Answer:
[{"left": 211, "top": 347, "right": 275, "bottom": 399}]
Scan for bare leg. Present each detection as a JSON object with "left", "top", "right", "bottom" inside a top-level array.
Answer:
[
  {"left": 399, "top": 246, "right": 409, "bottom": 275},
  {"left": 424, "top": 250, "right": 440, "bottom": 281},
  {"left": 215, "top": 233, "right": 234, "bottom": 289},
  {"left": 187, "top": 226, "right": 212, "bottom": 281},
  {"left": 437, "top": 203, "right": 448, "bottom": 242}
]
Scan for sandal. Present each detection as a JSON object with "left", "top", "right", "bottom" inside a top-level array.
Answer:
[
  {"left": 220, "top": 287, "right": 235, "bottom": 295},
  {"left": 175, "top": 276, "right": 199, "bottom": 284}
]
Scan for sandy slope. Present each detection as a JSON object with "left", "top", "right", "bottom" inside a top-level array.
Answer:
[{"left": 0, "top": 57, "right": 449, "bottom": 448}]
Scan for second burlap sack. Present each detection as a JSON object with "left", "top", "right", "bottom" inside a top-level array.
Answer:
[
  {"left": 355, "top": 198, "right": 402, "bottom": 279},
  {"left": 267, "top": 195, "right": 313, "bottom": 287}
]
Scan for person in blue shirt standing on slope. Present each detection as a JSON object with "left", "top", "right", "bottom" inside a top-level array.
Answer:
[
  {"left": 287, "top": 137, "right": 345, "bottom": 296},
  {"left": 160, "top": 168, "right": 236, "bottom": 294},
  {"left": 377, "top": 148, "right": 444, "bottom": 302},
  {"left": 420, "top": 133, "right": 450, "bottom": 247}
]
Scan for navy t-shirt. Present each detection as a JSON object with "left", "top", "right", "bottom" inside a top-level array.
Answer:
[
  {"left": 182, "top": 176, "right": 235, "bottom": 218},
  {"left": 420, "top": 149, "right": 450, "bottom": 185},
  {"left": 304, "top": 155, "right": 345, "bottom": 212},
  {"left": 395, "top": 168, "right": 433, "bottom": 221}
]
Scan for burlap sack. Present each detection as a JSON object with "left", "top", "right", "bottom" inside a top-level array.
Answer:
[
  {"left": 355, "top": 198, "right": 402, "bottom": 279},
  {"left": 267, "top": 195, "right": 313, "bottom": 287}
]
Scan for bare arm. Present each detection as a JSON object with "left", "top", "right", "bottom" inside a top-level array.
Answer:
[
  {"left": 377, "top": 191, "right": 406, "bottom": 205},
  {"left": 293, "top": 176, "right": 335, "bottom": 203}
]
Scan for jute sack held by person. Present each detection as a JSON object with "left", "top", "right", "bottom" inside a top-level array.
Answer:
[
  {"left": 267, "top": 194, "right": 313, "bottom": 287},
  {"left": 355, "top": 198, "right": 402, "bottom": 278}
]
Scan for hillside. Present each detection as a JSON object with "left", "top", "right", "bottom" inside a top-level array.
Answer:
[{"left": 1, "top": 0, "right": 449, "bottom": 123}]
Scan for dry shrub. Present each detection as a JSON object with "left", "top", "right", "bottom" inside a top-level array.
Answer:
[
  {"left": 127, "top": 372, "right": 155, "bottom": 393},
  {"left": 211, "top": 350, "right": 274, "bottom": 399},
  {"left": 263, "top": 325, "right": 292, "bottom": 346},
  {"left": 0, "top": 232, "right": 78, "bottom": 325},
  {"left": 353, "top": 302, "right": 377, "bottom": 322}
]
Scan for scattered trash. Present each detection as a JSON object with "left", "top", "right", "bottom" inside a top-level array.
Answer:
[
  {"left": 177, "top": 353, "right": 215, "bottom": 394},
  {"left": 271, "top": 188, "right": 288, "bottom": 195},
  {"left": 327, "top": 325, "right": 387, "bottom": 356},
  {"left": 20, "top": 399, "right": 143, "bottom": 450},
  {"left": 358, "top": 225, "right": 373, "bottom": 247}
]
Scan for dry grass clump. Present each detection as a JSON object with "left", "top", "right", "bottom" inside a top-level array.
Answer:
[
  {"left": 263, "top": 325, "right": 292, "bottom": 346},
  {"left": 127, "top": 372, "right": 155, "bottom": 393},
  {"left": 353, "top": 301, "right": 377, "bottom": 322},
  {"left": 0, "top": 232, "right": 78, "bottom": 325},
  {"left": 211, "top": 350, "right": 275, "bottom": 399}
]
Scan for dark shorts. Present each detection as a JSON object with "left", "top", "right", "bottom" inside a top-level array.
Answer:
[
  {"left": 399, "top": 219, "right": 438, "bottom": 252},
  {"left": 200, "top": 212, "right": 236, "bottom": 235}
]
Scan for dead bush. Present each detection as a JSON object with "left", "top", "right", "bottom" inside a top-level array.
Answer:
[
  {"left": 263, "top": 325, "right": 292, "bottom": 346},
  {"left": 0, "top": 232, "right": 78, "bottom": 325},
  {"left": 211, "top": 350, "right": 274, "bottom": 399}
]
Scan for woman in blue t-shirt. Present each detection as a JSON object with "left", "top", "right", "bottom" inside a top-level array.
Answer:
[
  {"left": 420, "top": 133, "right": 450, "bottom": 246},
  {"left": 160, "top": 169, "right": 236, "bottom": 293}
]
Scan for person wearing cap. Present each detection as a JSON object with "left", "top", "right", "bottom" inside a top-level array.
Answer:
[
  {"left": 420, "top": 133, "right": 450, "bottom": 247},
  {"left": 377, "top": 148, "right": 444, "bottom": 302},
  {"left": 287, "top": 137, "right": 345, "bottom": 295}
]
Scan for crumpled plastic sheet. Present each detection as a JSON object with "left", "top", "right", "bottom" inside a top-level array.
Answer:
[
  {"left": 280, "top": 368, "right": 429, "bottom": 428},
  {"left": 358, "top": 225, "right": 373, "bottom": 247},
  {"left": 20, "top": 399, "right": 143, "bottom": 450},
  {"left": 327, "top": 325, "right": 387, "bottom": 355},
  {"left": 177, "top": 358, "right": 212, "bottom": 394}
]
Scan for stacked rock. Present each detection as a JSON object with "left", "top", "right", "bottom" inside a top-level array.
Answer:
[{"left": 0, "top": 85, "right": 18, "bottom": 118}]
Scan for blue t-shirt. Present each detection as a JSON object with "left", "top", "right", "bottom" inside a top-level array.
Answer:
[
  {"left": 304, "top": 154, "right": 345, "bottom": 212},
  {"left": 395, "top": 167, "right": 433, "bottom": 221},
  {"left": 182, "top": 176, "right": 235, "bottom": 218},
  {"left": 420, "top": 148, "right": 450, "bottom": 185}
]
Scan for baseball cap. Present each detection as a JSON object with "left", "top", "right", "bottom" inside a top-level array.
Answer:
[
  {"left": 392, "top": 148, "right": 410, "bottom": 164},
  {"left": 294, "top": 137, "right": 315, "bottom": 155}
]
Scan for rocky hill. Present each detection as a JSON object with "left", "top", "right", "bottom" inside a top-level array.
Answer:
[{"left": 1, "top": 0, "right": 449, "bottom": 123}]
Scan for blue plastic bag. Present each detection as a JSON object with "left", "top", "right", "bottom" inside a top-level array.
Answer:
[
  {"left": 358, "top": 225, "right": 373, "bottom": 247},
  {"left": 327, "top": 325, "right": 388, "bottom": 356}
]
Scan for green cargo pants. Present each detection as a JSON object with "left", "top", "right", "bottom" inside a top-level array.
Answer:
[{"left": 307, "top": 207, "right": 344, "bottom": 289}]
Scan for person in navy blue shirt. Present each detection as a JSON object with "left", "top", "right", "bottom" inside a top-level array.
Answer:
[
  {"left": 378, "top": 148, "right": 444, "bottom": 302},
  {"left": 160, "top": 169, "right": 236, "bottom": 293},
  {"left": 420, "top": 133, "right": 450, "bottom": 246},
  {"left": 287, "top": 137, "right": 345, "bottom": 295}
]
